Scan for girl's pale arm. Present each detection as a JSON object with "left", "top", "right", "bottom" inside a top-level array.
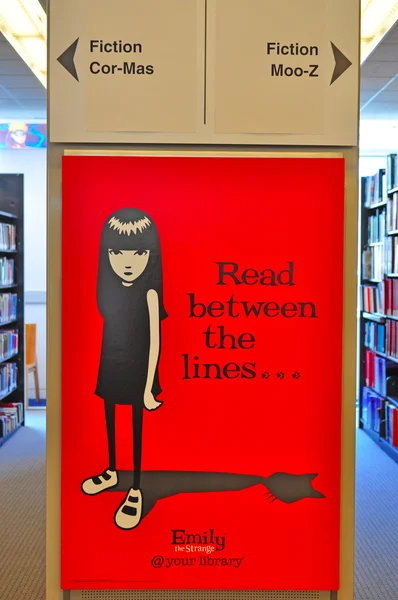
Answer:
[{"left": 144, "top": 289, "right": 161, "bottom": 410}]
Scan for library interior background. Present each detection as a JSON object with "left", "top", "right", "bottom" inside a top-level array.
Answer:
[{"left": 3, "top": 1, "right": 398, "bottom": 600}]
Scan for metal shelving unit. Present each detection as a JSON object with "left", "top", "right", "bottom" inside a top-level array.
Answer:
[
  {"left": 0, "top": 174, "right": 24, "bottom": 447},
  {"left": 359, "top": 167, "right": 398, "bottom": 464}
]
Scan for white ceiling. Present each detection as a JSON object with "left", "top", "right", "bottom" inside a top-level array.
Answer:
[
  {"left": 361, "top": 22, "right": 398, "bottom": 120},
  {"left": 0, "top": 0, "right": 46, "bottom": 120}
]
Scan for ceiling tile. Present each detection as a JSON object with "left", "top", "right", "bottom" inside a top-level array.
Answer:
[
  {"left": 0, "top": 99, "right": 24, "bottom": 110},
  {"left": 18, "top": 99, "right": 47, "bottom": 109},
  {"left": 0, "top": 41, "right": 23, "bottom": 62},
  {"left": 361, "top": 61, "right": 398, "bottom": 78},
  {"left": 380, "top": 25, "right": 398, "bottom": 43},
  {"left": 361, "top": 76, "right": 391, "bottom": 91},
  {"left": 361, "top": 90, "right": 379, "bottom": 103},
  {"left": 381, "top": 76, "right": 398, "bottom": 91},
  {"left": 0, "top": 75, "right": 45, "bottom": 90},
  {"left": 360, "top": 21, "right": 398, "bottom": 121},
  {"left": 367, "top": 44, "right": 398, "bottom": 62},
  {"left": 367, "top": 89, "right": 398, "bottom": 102},
  {"left": 9, "top": 88, "right": 47, "bottom": 101},
  {"left": 0, "top": 60, "right": 38, "bottom": 77},
  {"left": 361, "top": 102, "right": 398, "bottom": 119},
  {"left": 0, "top": 33, "right": 46, "bottom": 119}
]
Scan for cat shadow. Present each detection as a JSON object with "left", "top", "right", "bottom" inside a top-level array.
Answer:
[{"left": 108, "top": 470, "right": 325, "bottom": 518}]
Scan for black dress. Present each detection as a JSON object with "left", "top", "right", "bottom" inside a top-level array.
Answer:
[{"left": 95, "top": 284, "right": 161, "bottom": 406}]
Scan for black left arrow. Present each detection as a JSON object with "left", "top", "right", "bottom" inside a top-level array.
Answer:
[{"left": 57, "top": 38, "right": 79, "bottom": 82}]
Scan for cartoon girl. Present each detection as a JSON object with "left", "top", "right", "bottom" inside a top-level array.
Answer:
[{"left": 81, "top": 208, "right": 167, "bottom": 530}]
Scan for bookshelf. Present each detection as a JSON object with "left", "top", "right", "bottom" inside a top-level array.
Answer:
[{"left": 0, "top": 175, "right": 24, "bottom": 448}]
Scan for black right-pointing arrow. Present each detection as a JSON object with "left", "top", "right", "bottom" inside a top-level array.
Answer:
[
  {"left": 330, "top": 42, "right": 352, "bottom": 85},
  {"left": 57, "top": 38, "right": 79, "bottom": 82}
]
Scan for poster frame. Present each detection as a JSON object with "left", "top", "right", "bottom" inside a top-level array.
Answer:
[{"left": 46, "top": 145, "right": 357, "bottom": 600}]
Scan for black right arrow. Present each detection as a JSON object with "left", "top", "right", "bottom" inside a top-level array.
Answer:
[
  {"left": 57, "top": 38, "right": 79, "bottom": 82},
  {"left": 330, "top": 42, "right": 352, "bottom": 85}
]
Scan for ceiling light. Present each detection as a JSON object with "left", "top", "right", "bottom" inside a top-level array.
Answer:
[
  {"left": 0, "top": 0, "right": 47, "bottom": 87},
  {"left": 361, "top": 0, "right": 398, "bottom": 63}
]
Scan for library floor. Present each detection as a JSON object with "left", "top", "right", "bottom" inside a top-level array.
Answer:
[
  {"left": 0, "top": 411, "right": 45, "bottom": 600},
  {"left": 354, "top": 430, "right": 398, "bottom": 600},
  {"left": 1, "top": 414, "right": 398, "bottom": 600}
]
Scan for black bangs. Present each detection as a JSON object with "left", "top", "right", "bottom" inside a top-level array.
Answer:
[
  {"left": 102, "top": 225, "right": 157, "bottom": 251},
  {"left": 101, "top": 220, "right": 160, "bottom": 252}
]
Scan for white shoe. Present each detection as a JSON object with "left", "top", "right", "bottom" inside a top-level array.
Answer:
[
  {"left": 114, "top": 488, "right": 143, "bottom": 530},
  {"left": 81, "top": 469, "right": 118, "bottom": 495}
]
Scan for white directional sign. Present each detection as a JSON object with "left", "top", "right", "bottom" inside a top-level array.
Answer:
[
  {"left": 49, "top": 0, "right": 359, "bottom": 146},
  {"left": 50, "top": 0, "right": 200, "bottom": 138},
  {"left": 214, "top": 0, "right": 356, "bottom": 140}
]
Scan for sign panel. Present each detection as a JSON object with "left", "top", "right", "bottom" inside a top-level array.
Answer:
[
  {"left": 51, "top": 0, "right": 200, "bottom": 137},
  {"left": 215, "top": 0, "right": 340, "bottom": 135},
  {"left": 83, "top": 0, "right": 197, "bottom": 133},
  {"left": 61, "top": 154, "right": 345, "bottom": 590},
  {"left": 49, "top": 0, "right": 359, "bottom": 145},
  {"left": 210, "top": 0, "right": 358, "bottom": 144}
]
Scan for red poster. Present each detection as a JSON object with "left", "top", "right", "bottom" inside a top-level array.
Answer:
[{"left": 61, "top": 155, "right": 344, "bottom": 591}]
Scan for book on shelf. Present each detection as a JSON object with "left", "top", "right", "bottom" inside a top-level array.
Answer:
[
  {"left": 0, "top": 411, "right": 17, "bottom": 436},
  {"left": 0, "top": 402, "right": 23, "bottom": 439},
  {"left": 385, "top": 236, "right": 398, "bottom": 274},
  {"left": 0, "top": 223, "right": 16, "bottom": 252},
  {"left": 387, "top": 319, "right": 397, "bottom": 357},
  {"left": 362, "top": 388, "right": 383, "bottom": 433},
  {"left": 387, "top": 191, "right": 398, "bottom": 232},
  {"left": 0, "top": 257, "right": 14, "bottom": 286},
  {"left": 365, "top": 321, "right": 385, "bottom": 354},
  {"left": 384, "top": 279, "right": 398, "bottom": 316},
  {"left": 365, "top": 349, "right": 387, "bottom": 396},
  {"left": 387, "top": 154, "right": 398, "bottom": 191},
  {"left": 0, "top": 293, "right": 17, "bottom": 324},
  {"left": 387, "top": 154, "right": 398, "bottom": 190},
  {"left": 362, "top": 169, "right": 387, "bottom": 206},
  {"left": 385, "top": 401, "right": 398, "bottom": 446},
  {"left": 0, "top": 329, "right": 18, "bottom": 361},
  {"left": 0, "top": 362, "right": 17, "bottom": 396},
  {"left": 362, "top": 248, "right": 372, "bottom": 280},
  {"left": 363, "top": 390, "right": 398, "bottom": 449},
  {"left": 361, "top": 283, "right": 385, "bottom": 314},
  {"left": 386, "top": 237, "right": 393, "bottom": 273},
  {"left": 368, "top": 211, "right": 385, "bottom": 243},
  {"left": 362, "top": 245, "right": 384, "bottom": 281},
  {"left": 383, "top": 319, "right": 398, "bottom": 359}
]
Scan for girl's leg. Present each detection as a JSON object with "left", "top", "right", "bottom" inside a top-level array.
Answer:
[
  {"left": 81, "top": 401, "right": 118, "bottom": 495},
  {"left": 132, "top": 403, "right": 144, "bottom": 489},
  {"left": 105, "top": 402, "right": 116, "bottom": 470},
  {"left": 114, "top": 402, "right": 144, "bottom": 529}
]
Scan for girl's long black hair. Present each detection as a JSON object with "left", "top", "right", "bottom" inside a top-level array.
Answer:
[{"left": 97, "top": 208, "right": 167, "bottom": 320}]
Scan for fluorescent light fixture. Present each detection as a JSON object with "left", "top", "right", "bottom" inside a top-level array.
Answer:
[
  {"left": 361, "top": 0, "right": 398, "bottom": 63},
  {"left": 0, "top": 0, "right": 47, "bottom": 87}
]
